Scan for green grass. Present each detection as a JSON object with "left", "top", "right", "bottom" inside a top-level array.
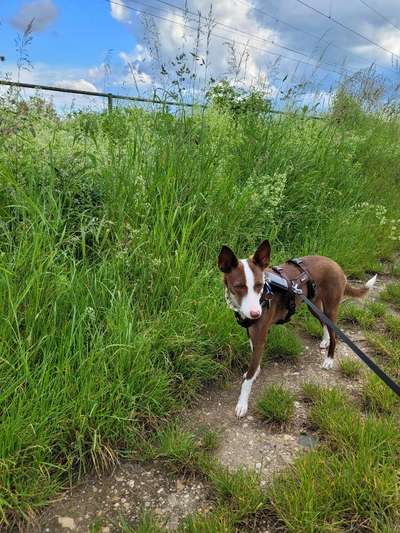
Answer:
[
  {"left": 338, "top": 301, "right": 375, "bottom": 328},
  {"left": 257, "top": 385, "right": 295, "bottom": 424},
  {"left": 384, "top": 313, "right": 400, "bottom": 338},
  {"left": 390, "top": 264, "right": 400, "bottom": 277},
  {"left": 292, "top": 306, "right": 322, "bottom": 338},
  {"left": 362, "top": 375, "right": 399, "bottom": 414},
  {"left": 380, "top": 282, "right": 400, "bottom": 308},
  {"left": 208, "top": 466, "right": 268, "bottom": 520},
  {"left": 365, "top": 332, "right": 400, "bottom": 367},
  {"left": 1, "top": 93, "right": 400, "bottom": 523},
  {"left": 142, "top": 423, "right": 216, "bottom": 474},
  {"left": 338, "top": 357, "right": 361, "bottom": 379},
  {"left": 270, "top": 386, "right": 400, "bottom": 531},
  {"left": 178, "top": 508, "right": 234, "bottom": 533},
  {"left": 266, "top": 325, "right": 303, "bottom": 361},
  {"left": 365, "top": 300, "right": 387, "bottom": 318}
]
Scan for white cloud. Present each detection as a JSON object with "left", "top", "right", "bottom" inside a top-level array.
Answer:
[
  {"left": 56, "top": 79, "right": 98, "bottom": 93},
  {"left": 10, "top": 0, "right": 58, "bottom": 33},
  {"left": 110, "top": 1, "right": 133, "bottom": 23}
]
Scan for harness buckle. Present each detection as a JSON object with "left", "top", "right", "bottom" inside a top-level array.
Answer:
[{"left": 291, "top": 283, "right": 303, "bottom": 295}]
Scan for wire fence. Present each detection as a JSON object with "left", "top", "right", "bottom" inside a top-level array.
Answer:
[{"left": 0, "top": 79, "right": 323, "bottom": 119}]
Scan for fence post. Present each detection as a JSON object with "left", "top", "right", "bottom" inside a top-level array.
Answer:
[{"left": 107, "top": 93, "right": 113, "bottom": 113}]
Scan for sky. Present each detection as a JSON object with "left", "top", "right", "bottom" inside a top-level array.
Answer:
[{"left": 1, "top": 0, "right": 400, "bottom": 110}]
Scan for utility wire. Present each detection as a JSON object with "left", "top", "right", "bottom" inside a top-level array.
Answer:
[
  {"left": 293, "top": 0, "right": 400, "bottom": 63},
  {"left": 234, "top": 0, "right": 398, "bottom": 74},
  {"left": 107, "top": 0, "right": 353, "bottom": 77},
  {"left": 359, "top": 0, "right": 400, "bottom": 34},
  {"left": 139, "top": 0, "right": 357, "bottom": 73}
]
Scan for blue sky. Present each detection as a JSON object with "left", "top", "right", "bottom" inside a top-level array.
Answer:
[{"left": 1, "top": 1, "right": 400, "bottom": 109}]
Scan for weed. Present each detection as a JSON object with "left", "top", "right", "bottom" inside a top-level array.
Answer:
[
  {"left": 2, "top": 87, "right": 400, "bottom": 521},
  {"left": 338, "top": 301, "right": 375, "bottom": 328},
  {"left": 339, "top": 358, "right": 361, "bottom": 379},
  {"left": 270, "top": 386, "right": 400, "bottom": 531},
  {"left": 143, "top": 423, "right": 213, "bottom": 475},
  {"left": 266, "top": 326, "right": 303, "bottom": 361},
  {"left": 384, "top": 313, "right": 400, "bottom": 338},
  {"left": 380, "top": 282, "right": 400, "bottom": 308},
  {"left": 362, "top": 375, "right": 399, "bottom": 414},
  {"left": 365, "top": 332, "right": 400, "bottom": 366},
  {"left": 365, "top": 300, "right": 387, "bottom": 318},
  {"left": 257, "top": 385, "right": 295, "bottom": 424},
  {"left": 178, "top": 507, "right": 234, "bottom": 533},
  {"left": 208, "top": 466, "right": 268, "bottom": 520}
]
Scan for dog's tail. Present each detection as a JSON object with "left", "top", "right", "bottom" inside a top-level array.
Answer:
[{"left": 344, "top": 274, "right": 377, "bottom": 298}]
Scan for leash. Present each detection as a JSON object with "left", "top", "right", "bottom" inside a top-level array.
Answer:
[{"left": 294, "top": 288, "right": 400, "bottom": 398}]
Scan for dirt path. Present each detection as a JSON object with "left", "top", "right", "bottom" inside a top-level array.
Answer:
[{"left": 26, "top": 278, "right": 388, "bottom": 533}]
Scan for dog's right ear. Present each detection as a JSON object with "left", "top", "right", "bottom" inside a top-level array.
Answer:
[{"left": 218, "top": 246, "right": 238, "bottom": 273}]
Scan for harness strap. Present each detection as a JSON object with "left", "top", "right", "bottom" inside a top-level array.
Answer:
[{"left": 300, "top": 293, "right": 400, "bottom": 398}]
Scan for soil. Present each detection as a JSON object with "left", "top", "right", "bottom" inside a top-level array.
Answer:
[{"left": 22, "top": 276, "right": 390, "bottom": 533}]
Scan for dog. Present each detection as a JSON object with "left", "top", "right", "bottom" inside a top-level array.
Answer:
[{"left": 218, "top": 240, "right": 377, "bottom": 418}]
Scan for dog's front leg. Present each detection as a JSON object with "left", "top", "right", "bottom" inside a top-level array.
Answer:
[{"left": 235, "top": 322, "right": 268, "bottom": 418}]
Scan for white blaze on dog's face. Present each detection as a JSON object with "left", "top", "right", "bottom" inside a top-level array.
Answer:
[{"left": 218, "top": 240, "right": 271, "bottom": 319}]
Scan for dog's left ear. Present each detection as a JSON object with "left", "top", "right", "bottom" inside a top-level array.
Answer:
[{"left": 253, "top": 239, "right": 271, "bottom": 269}]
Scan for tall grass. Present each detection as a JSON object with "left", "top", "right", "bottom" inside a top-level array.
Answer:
[{"left": 0, "top": 93, "right": 399, "bottom": 522}]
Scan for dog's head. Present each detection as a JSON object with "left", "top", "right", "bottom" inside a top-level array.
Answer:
[{"left": 218, "top": 240, "right": 271, "bottom": 319}]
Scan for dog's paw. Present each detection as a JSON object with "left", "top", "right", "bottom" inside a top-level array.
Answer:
[
  {"left": 235, "top": 399, "right": 248, "bottom": 418},
  {"left": 320, "top": 339, "right": 330, "bottom": 349},
  {"left": 321, "top": 357, "right": 334, "bottom": 370}
]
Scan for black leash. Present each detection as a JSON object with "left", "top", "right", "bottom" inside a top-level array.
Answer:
[{"left": 298, "top": 291, "right": 400, "bottom": 398}]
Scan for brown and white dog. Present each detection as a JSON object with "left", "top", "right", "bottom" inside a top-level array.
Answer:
[{"left": 218, "top": 240, "right": 377, "bottom": 417}]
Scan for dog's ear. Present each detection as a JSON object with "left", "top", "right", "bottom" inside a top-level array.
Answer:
[
  {"left": 253, "top": 240, "right": 271, "bottom": 269},
  {"left": 218, "top": 245, "right": 238, "bottom": 273}
]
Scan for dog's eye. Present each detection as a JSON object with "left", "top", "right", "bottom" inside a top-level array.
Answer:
[
  {"left": 233, "top": 284, "right": 246, "bottom": 290},
  {"left": 255, "top": 283, "right": 263, "bottom": 292}
]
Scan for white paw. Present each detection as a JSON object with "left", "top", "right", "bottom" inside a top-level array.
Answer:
[
  {"left": 320, "top": 339, "right": 330, "bottom": 349},
  {"left": 235, "top": 399, "right": 248, "bottom": 418},
  {"left": 321, "top": 357, "right": 334, "bottom": 370}
]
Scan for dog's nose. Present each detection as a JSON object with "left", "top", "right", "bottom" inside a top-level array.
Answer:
[{"left": 250, "top": 309, "right": 261, "bottom": 319}]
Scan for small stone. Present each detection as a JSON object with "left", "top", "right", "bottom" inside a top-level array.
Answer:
[
  {"left": 128, "top": 480, "right": 135, "bottom": 488},
  {"left": 176, "top": 479, "right": 185, "bottom": 491},
  {"left": 102, "top": 528, "right": 110, "bottom": 533},
  {"left": 57, "top": 517, "right": 76, "bottom": 530},
  {"left": 255, "top": 462, "right": 262, "bottom": 470}
]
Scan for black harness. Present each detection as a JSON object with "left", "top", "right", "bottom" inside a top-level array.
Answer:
[{"left": 234, "top": 257, "right": 316, "bottom": 329}]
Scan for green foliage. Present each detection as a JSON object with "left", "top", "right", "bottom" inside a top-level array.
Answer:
[
  {"left": 143, "top": 423, "right": 214, "bottom": 474},
  {"left": 266, "top": 326, "right": 303, "bottom": 360},
  {"left": 208, "top": 466, "right": 268, "bottom": 520},
  {"left": 380, "top": 282, "right": 400, "bottom": 308},
  {"left": 1, "top": 92, "right": 400, "bottom": 522},
  {"left": 339, "top": 301, "right": 375, "bottom": 328},
  {"left": 362, "top": 375, "right": 399, "bottom": 414},
  {"left": 365, "top": 332, "right": 400, "bottom": 368},
  {"left": 134, "top": 511, "right": 166, "bottom": 533},
  {"left": 270, "top": 386, "right": 400, "bottom": 531},
  {"left": 384, "top": 314, "right": 400, "bottom": 338},
  {"left": 257, "top": 385, "right": 295, "bottom": 424},
  {"left": 339, "top": 358, "right": 361, "bottom": 379},
  {"left": 179, "top": 508, "right": 234, "bottom": 533},
  {"left": 206, "top": 80, "right": 271, "bottom": 116}
]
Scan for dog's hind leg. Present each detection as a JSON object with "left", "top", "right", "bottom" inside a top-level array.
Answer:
[
  {"left": 307, "top": 298, "right": 330, "bottom": 349},
  {"left": 320, "top": 304, "right": 339, "bottom": 370}
]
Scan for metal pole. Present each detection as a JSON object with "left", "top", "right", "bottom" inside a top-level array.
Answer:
[{"left": 107, "top": 93, "right": 113, "bottom": 113}]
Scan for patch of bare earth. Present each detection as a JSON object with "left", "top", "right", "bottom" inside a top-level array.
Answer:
[{"left": 29, "top": 274, "right": 391, "bottom": 532}]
